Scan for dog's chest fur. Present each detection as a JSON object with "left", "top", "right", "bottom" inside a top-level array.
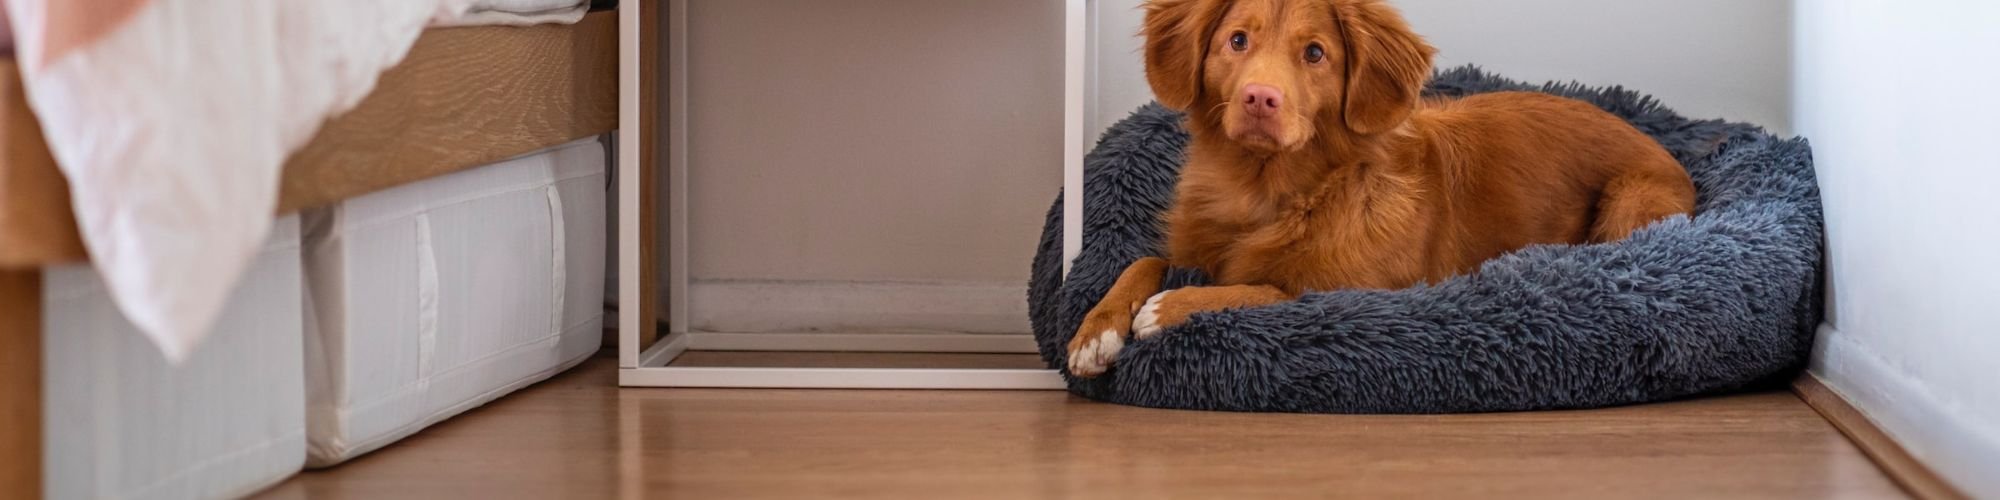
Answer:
[{"left": 1167, "top": 150, "right": 1440, "bottom": 293}]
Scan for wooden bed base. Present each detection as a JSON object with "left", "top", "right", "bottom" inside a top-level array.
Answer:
[
  {"left": 0, "top": 11, "right": 619, "bottom": 499},
  {"left": 0, "top": 12, "right": 617, "bottom": 266}
]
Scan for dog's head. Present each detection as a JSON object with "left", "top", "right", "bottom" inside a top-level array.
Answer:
[{"left": 1143, "top": 0, "right": 1435, "bottom": 152}]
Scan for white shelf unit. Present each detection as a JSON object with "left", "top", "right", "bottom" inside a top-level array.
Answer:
[{"left": 617, "top": 0, "right": 1090, "bottom": 389}]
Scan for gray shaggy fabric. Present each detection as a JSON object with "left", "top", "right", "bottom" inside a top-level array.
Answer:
[{"left": 1025, "top": 66, "right": 1823, "bottom": 413}]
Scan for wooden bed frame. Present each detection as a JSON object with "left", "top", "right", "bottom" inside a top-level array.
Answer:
[{"left": 0, "top": 10, "right": 627, "bottom": 498}]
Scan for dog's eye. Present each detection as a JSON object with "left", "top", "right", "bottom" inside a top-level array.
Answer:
[
  {"left": 1229, "top": 31, "right": 1248, "bottom": 51},
  {"left": 1304, "top": 43, "right": 1326, "bottom": 64}
]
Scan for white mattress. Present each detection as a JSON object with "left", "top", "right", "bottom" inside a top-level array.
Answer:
[
  {"left": 43, "top": 216, "right": 306, "bottom": 500},
  {"left": 301, "top": 137, "right": 607, "bottom": 467}
]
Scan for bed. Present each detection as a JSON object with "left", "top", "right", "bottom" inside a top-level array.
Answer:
[{"left": 0, "top": 5, "right": 634, "bottom": 497}]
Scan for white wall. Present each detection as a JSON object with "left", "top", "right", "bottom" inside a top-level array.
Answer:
[
  {"left": 1088, "top": 0, "right": 1154, "bottom": 140},
  {"left": 1794, "top": 2, "right": 2000, "bottom": 497},
  {"left": 1089, "top": 0, "right": 1794, "bottom": 138},
  {"left": 659, "top": 0, "right": 1065, "bottom": 333},
  {"left": 683, "top": 0, "right": 1062, "bottom": 285}
]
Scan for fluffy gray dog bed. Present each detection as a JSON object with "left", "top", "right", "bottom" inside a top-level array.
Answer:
[{"left": 1025, "top": 67, "right": 1822, "bottom": 413}]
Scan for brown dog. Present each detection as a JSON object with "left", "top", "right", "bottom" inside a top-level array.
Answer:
[{"left": 1065, "top": 0, "right": 1696, "bottom": 377}]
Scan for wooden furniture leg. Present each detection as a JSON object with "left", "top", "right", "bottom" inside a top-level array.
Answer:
[
  {"left": 618, "top": 0, "right": 662, "bottom": 365},
  {"left": 1, "top": 269, "right": 40, "bottom": 500},
  {"left": 639, "top": 0, "right": 661, "bottom": 348}
]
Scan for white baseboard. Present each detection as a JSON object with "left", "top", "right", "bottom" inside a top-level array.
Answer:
[
  {"left": 683, "top": 332, "right": 1037, "bottom": 353},
  {"left": 687, "top": 280, "right": 1031, "bottom": 335},
  {"left": 1810, "top": 323, "right": 1996, "bottom": 498}
]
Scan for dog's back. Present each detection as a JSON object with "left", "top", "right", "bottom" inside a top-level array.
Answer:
[{"left": 1399, "top": 91, "right": 1695, "bottom": 275}]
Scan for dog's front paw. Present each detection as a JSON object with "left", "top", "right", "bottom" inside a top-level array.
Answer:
[
  {"left": 1066, "top": 329, "right": 1124, "bottom": 378},
  {"left": 1066, "top": 308, "right": 1133, "bottom": 378},
  {"left": 1133, "top": 290, "right": 1193, "bottom": 339}
]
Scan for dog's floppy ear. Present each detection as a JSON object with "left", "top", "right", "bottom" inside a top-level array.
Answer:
[
  {"left": 1143, "top": 0, "right": 1231, "bottom": 111},
  {"left": 1334, "top": 0, "right": 1435, "bottom": 134}
]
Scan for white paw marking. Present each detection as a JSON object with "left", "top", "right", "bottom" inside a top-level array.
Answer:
[
  {"left": 1068, "top": 329, "right": 1124, "bottom": 377},
  {"left": 1133, "top": 290, "right": 1173, "bottom": 339}
]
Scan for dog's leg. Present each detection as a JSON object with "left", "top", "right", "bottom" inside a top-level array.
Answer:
[
  {"left": 1132, "top": 284, "right": 1293, "bottom": 339},
  {"left": 1591, "top": 169, "right": 1697, "bottom": 242},
  {"left": 1066, "top": 257, "right": 1169, "bottom": 377}
]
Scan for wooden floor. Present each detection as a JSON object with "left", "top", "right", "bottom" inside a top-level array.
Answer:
[{"left": 254, "top": 351, "right": 1906, "bottom": 499}]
